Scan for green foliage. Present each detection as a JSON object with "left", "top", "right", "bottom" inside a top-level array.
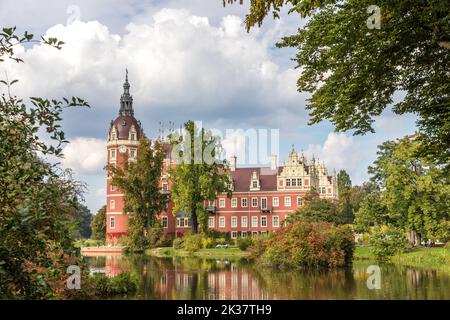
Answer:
[
  {"left": 355, "top": 135, "right": 450, "bottom": 244},
  {"left": 288, "top": 191, "right": 344, "bottom": 224},
  {"left": 181, "top": 233, "right": 204, "bottom": 252},
  {"left": 110, "top": 137, "right": 168, "bottom": 251},
  {"left": 173, "top": 237, "right": 184, "bottom": 249},
  {"left": 90, "top": 205, "right": 106, "bottom": 241},
  {"left": 0, "top": 27, "right": 89, "bottom": 299},
  {"left": 337, "top": 170, "right": 353, "bottom": 223},
  {"left": 74, "top": 203, "right": 92, "bottom": 238},
  {"left": 169, "top": 120, "right": 232, "bottom": 233},
  {"left": 230, "top": 0, "right": 450, "bottom": 171},
  {"left": 72, "top": 272, "right": 139, "bottom": 299},
  {"left": 236, "top": 237, "right": 254, "bottom": 251},
  {"left": 369, "top": 226, "right": 410, "bottom": 262},
  {"left": 252, "top": 220, "right": 355, "bottom": 269}
]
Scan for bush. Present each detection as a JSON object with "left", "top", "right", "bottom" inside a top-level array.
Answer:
[
  {"left": 182, "top": 233, "right": 203, "bottom": 252},
  {"left": 147, "top": 225, "right": 163, "bottom": 248},
  {"left": 236, "top": 237, "right": 253, "bottom": 251},
  {"left": 157, "top": 234, "right": 174, "bottom": 247},
  {"left": 444, "top": 242, "right": 450, "bottom": 252},
  {"left": 173, "top": 237, "right": 184, "bottom": 249},
  {"left": 251, "top": 221, "right": 355, "bottom": 269},
  {"left": 201, "top": 237, "right": 216, "bottom": 249},
  {"left": 369, "top": 226, "right": 409, "bottom": 261}
]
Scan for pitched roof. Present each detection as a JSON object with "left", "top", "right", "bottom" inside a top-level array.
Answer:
[{"left": 230, "top": 167, "right": 282, "bottom": 192}]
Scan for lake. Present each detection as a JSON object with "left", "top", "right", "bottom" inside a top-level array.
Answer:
[{"left": 83, "top": 254, "right": 450, "bottom": 300}]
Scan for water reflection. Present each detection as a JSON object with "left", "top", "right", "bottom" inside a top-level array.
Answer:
[{"left": 83, "top": 254, "right": 450, "bottom": 300}]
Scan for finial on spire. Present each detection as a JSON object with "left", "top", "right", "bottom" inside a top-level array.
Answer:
[{"left": 119, "top": 69, "right": 134, "bottom": 116}]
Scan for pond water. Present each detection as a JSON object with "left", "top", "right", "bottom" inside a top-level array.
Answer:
[{"left": 83, "top": 254, "right": 450, "bottom": 300}]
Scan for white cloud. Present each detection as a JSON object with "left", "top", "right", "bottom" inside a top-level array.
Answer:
[
  {"left": 2, "top": 9, "right": 305, "bottom": 128},
  {"left": 62, "top": 137, "right": 106, "bottom": 174}
]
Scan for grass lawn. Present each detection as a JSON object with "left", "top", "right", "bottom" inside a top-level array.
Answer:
[
  {"left": 147, "top": 247, "right": 248, "bottom": 259},
  {"left": 354, "top": 246, "right": 450, "bottom": 272}
]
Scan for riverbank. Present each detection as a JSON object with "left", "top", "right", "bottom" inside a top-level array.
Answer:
[
  {"left": 146, "top": 247, "right": 249, "bottom": 259},
  {"left": 354, "top": 246, "right": 450, "bottom": 272}
]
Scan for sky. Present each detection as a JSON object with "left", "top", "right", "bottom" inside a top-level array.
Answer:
[{"left": 0, "top": 0, "right": 417, "bottom": 213}]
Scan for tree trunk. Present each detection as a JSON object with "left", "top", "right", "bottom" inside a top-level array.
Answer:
[
  {"left": 191, "top": 206, "right": 198, "bottom": 234},
  {"left": 408, "top": 230, "right": 421, "bottom": 247}
]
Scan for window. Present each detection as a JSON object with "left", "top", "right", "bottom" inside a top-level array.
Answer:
[
  {"left": 110, "top": 184, "right": 116, "bottom": 192},
  {"left": 241, "top": 216, "right": 248, "bottom": 228},
  {"left": 273, "top": 216, "right": 280, "bottom": 228},
  {"left": 252, "top": 197, "right": 258, "bottom": 208},
  {"left": 208, "top": 216, "right": 215, "bottom": 228},
  {"left": 286, "top": 179, "right": 291, "bottom": 187},
  {"left": 219, "top": 198, "right": 226, "bottom": 208},
  {"left": 219, "top": 217, "right": 226, "bottom": 228},
  {"left": 231, "top": 231, "right": 238, "bottom": 239},
  {"left": 177, "top": 218, "right": 185, "bottom": 228},
  {"left": 252, "top": 231, "right": 259, "bottom": 237},
  {"left": 261, "top": 216, "right": 267, "bottom": 227},
  {"left": 231, "top": 198, "right": 238, "bottom": 208},
  {"left": 297, "top": 197, "right": 303, "bottom": 206},
  {"left": 130, "top": 133, "right": 136, "bottom": 140},
  {"left": 231, "top": 216, "right": 238, "bottom": 228},
  {"left": 252, "top": 216, "right": 258, "bottom": 227},
  {"left": 110, "top": 199, "right": 115, "bottom": 210},
  {"left": 320, "top": 186, "right": 326, "bottom": 194},
  {"left": 110, "top": 149, "right": 116, "bottom": 159},
  {"left": 111, "top": 132, "right": 116, "bottom": 140},
  {"left": 241, "top": 231, "right": 247, "bottom": 238},
  {"left": 241, "top": 198, "right": 248, "bottom": 207},
  {"left": 291, "top": 178, "right": 297, "bottom": 187},
  {"left": 162, "top": 216, "right": 168, "bottom": 228},
  {"left": 252, "top": 181, "right": 258, "bottom": 188},
  {"left": 297, "top": 178, "right": 302, "bottom": 186},
  {"left": 209, "top": 200, "right": 216, "bottom": 207},
  {"left": 110, "top": 216, "right": 115, "bottom": 229},
  {"left": 130, "top": 149, "right": 136, "bottom": 158},
  {"left": 261, "top": 198, "right": 267, "bottom": 210},
  {"left": 273, "top": 197, "right": 279, "bottom": 207},
  {"left": 162, "top": 183, "right": 168, "bottom": 192},
  {"left": 284, "top": 196, "right": 291, "bottom": 207},
  {"left": 186, "top": 218, "right": 191, "bottom": 227}
]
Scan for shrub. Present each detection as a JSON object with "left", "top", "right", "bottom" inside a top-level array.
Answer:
[
  {"left": 251, "top": 221, "right": 355, "bottom": 269},
  {"left": 201, "top": 237, "right": 216, "bottom": 249},
  {"left": 157, "top": 234, "right": 174, "bottom": 247},
  {"left": 173, "top": 237, "right": 184, "bottom": 249},
  {"left": 369, "top": 226, "right": 409, "bottom": 261},
  {"left": 444, "top": 241, "right": 450, "bottom": 252},
  {"left": 147, "top": 225, "right": 163, "bottom": 248},
  {"left": 236, "top": 237, "right": 253, "bottom": 251},
  {"left": 182, "top": 233, "right": 203, "bottom": 252}
]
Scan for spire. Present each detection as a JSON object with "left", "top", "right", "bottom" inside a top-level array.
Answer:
[{"left": 119, "top": 69, "right": 134, "bottom": 116}]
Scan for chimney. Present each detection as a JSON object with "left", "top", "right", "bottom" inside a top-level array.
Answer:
[
  {"left": 230, "top": 155, "right": 237, "bottom": 172},
  {"left": 271, "top": 155, "right": 277, "bottom": 171}
]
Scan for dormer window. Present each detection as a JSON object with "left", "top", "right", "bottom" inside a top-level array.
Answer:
[
  {"left": 111, "top": 132, "right": 117, "bottom": 140},
  {"left": 130, "top": 133, "right": 136, "bottom": 140},
  {"left": 249, "top": 170, "right": 260, "bottom": 191}
]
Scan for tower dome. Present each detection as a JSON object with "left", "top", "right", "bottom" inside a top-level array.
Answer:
[{"left": 109, "top": 70, "right": 143, "bottom": 141}]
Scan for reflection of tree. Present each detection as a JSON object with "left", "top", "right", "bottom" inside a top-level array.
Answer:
[{"left": 85, "top": 254, "right": 450, "bottom": 300}]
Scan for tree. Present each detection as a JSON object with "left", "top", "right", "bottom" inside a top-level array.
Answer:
[
  {"left": 0, "top": 27, "right": 88, "bottom": 298},
  {"left": 225, "top": 0, "right": 450, "bottom": 171},
  {"left": 337, "top": 170, "right": 353, "bottom": 223},
  {"left": 169, "top": 120, "right": 232, "bottom": 233},
  {"left": 91, "top": 205, "right": 106, "bottom": 241},
  {"left": 74, "top": 203, "right": 92, "bottom": 238},
  {"left": 110, "top": 136, "right": 168, "bottom": 250},
  {"left": 355, "top": 135, "right": 450, "bottom": 245},
  {"left": 287, "top": 190, "right": 344, "bottom": 225}
]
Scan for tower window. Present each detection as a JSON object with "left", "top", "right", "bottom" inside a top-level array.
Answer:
[
  {"left": 130, "top": 133, "right": 136, "bottom": 140},
  {"left": 110, "top": 217, "right": 115, "bottom": 229},
  {"left": 162, "top": 216, "right": 168, "bottom": 228}
]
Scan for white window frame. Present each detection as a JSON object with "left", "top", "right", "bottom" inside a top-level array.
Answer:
[
  {"left": 297, "top": 196, "right": 303, "bottom": 206},
  {"left": 219, "top": 198, "right": 226, "bottom": 208},
  {"left": 241, "top": 231, "right": 247, "bottom": 238},
  {"left": 231, "top": 216, "right": 238, "bottom": 228},
  {"left": 162, "top": 183, "right": 168, "bottom": 192},
  {"left": 251, "top": 216, "right": 258, "bottom": 228},
  {"left": 110, "top": 199, "right": 116, "bottom": 210},
  {"left": 261, "top": 216, "right": 267, "bottom": 227},
  {"left": 251, "top": 197, "right": 258, "bottom": 208},
  {"left": 231, "top": 231, "right": 238, "bottom": 239},
  {"left": 110, "top": 184, "right": 116, "bottom": 192},
  {"left": 208, "top": 216, "right": 215, "bottom": 228},
  {"left": 110, "top": 216, "right": 115, "bottom": 229},
  {"left": 241, "top": 198, "right": 248, "bottom": 207},
  {"left": 286, "top": 178, "right": 291, "bottom": 187},
  {"left": 231, "top": 198, "right": 238, "bottom": 208},
  {"left": 110, "top": 149, "right": 117, "bottom": 159},
  {"left": 252, "top": 231, "right": 259, "bottom": 237},
  {"left": 162, "top": 216, "right": 168, "bottom": 228},
  {"left": 273, "top": 216, "right": 280, "bottom": 228},
  {"left": 261, "top": 197, "right": 267, "bottom": 210},
  {"left": 241, "top": 216, "right": 248, "bottom": 228},
  {"left": 273, "top": 197, "right": 279, "bottom": 207},
  {"left": 284, "top": 196, "right": 291, "bottom": 207},
  {"left": 219, "top": 216, "right": 226, "bottom": 228}
]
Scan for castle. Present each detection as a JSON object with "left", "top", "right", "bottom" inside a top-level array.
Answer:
[{"left": 105, "top": 73, "right": 338, "bottom": 244}]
